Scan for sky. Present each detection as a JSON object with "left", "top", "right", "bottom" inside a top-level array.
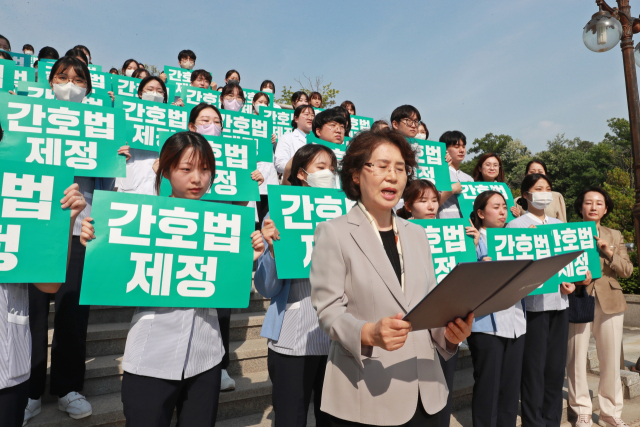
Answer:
[{"left": 1, "top": 0, "right": 633, "bottom": 155}]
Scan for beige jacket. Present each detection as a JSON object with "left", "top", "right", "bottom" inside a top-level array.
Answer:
[
  {"left": 310, "top": 205, "right": 454, "bottom": 425},
  {"left": 516, "top": 191, "right": 567, "bottom": 223}
]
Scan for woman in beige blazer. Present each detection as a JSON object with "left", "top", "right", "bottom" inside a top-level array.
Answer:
[
  {"left": 566, "top": 186, "right": 633, "bottom": 427},
  {"left": 310, "top": 129, "right": 473, "bottom": 427}
]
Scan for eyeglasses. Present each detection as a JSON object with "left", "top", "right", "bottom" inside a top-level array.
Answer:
[
  {"left": 364, "top": 161, "right": 412, "bottom": 176},
  {"left": 53, "top": 74, "right": 87, "bottom": 88},
  {"left": 400, "top": 118, "right": 419, "bottom": 128},
  {"left": 326, "top": 122, "right": 345, "bottom": 132},
  {"left": 144, "top": 87, "right": 165, "bottom": 95}
]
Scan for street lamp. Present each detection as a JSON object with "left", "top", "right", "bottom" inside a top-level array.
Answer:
[{"left": 585, "top": 0, "right": 640, "bottom": 370}]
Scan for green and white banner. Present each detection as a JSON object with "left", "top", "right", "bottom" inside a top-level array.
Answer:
[
  {"left": 89, "top": 70, "right": 113, "bottom": 93},
  {"left": 163, "top": 65, "right": 192, "bottom": 96},
  {"left": 80, "top": 191, "right": 256, "bottom": 308},
  {"left": 87, "top": 64, "right": 102, "bottom": 72},
  {"left": 111, "top": 74, "right": 141, "bottom": 97},
  {"left": 306, "top": 132, "right": 349, "bottom": 162},
  {"left": 179, "top": 85, "right": 220, "bottom": 107},
  {"left": 0, "top": 58, "right": 15, "bottom": 92},
  {"left": 409, "top": 139, "right": 452, "bottom": 192},
  {"left": 220, "top": 109, "right": 273, "bottom": 163},
  {"left": 15, "top": 81, "right": 112, "bottom": 107},
  {"left": 261, "top": 106, "right": 293, "bottom": 140},
  {"left": 268, "top": 185, "right": 354, "bottom": 279},
  {"left": 158, "top": 133, "right": 259, "bottom": 202},
  {"left": 348, "top": 114, "right": 373, "bottom": 137},
  {"left": 0, "top": 161, "right": 74, "bottom": 283},
  {"left": 457, "top": 182, "right": 516, "bottom": 222},
  {"left": 14, "top": 66, "right": 36, "bottom": 86},
  {"left": 241, "top": 89, "right": 273, "bottom": 115},
  {"left": 0, "top": 50, "right": 37, "bottom": 68},
  {"left": 409, "top": 218, "right": 477, "bottom": 284}
]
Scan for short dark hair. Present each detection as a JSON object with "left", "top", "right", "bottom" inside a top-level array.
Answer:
[
  {"left": 312, "top": 108, "right": 347, "bottom": 136},
  {"left": 108, "top": 67, "right": 118, "bottom": 74},
  {"left": 340, "top": 129, "right": 417, "bottom": 201},
  {"left": 309, "top": 91, "right": 323, "bottom": 105},
  {"left": 225, "top": 69, "right": 240, "bottom": 81},
  {"left": 121, "top": 59, "right": 139, "bottom": 74},
  {"left": 131, "top": 68, "right": 150, "bottom": 79},
  {"left": 188, "top": 103, "right": 223, "bottom": 128},
  {"left": 260, "top": 80, "right": 275, "bottom": 92},
  {"left": 137, "top": 76, "right": 168, "bottom": 103},
  {"left": 178, "top": 50, "right": 196, "bottom": 62},
  {"left": 38, "top": 46, "right": 59, "bottom": 60},
  {"left": 156, "top": 131, "right": 214, "bottom": 196},
  {"left": 73, "top": 45, "right": 91, "bottom": 58},
  {"left": 397, "top": 179, "right": 439, "bottom": 219},
  {"left": 516, "top": 173, "right": 553, "bottom": 211},
  {"left": 23, "top": 44, "right": 34, "bottom": 52},
  {"left": 334, "top": 106, "right": 352, "bottom": 135},
  {"left": 291, "top": 105, "right": 315, "bottom": 130},
  {"left": 291, "top": 91, "right": 308, "bottom": 106},
  {"left": 252, "top": 92, "right": 270, "bottom": 106},
  {"left": 64, "top": 48, "right": 88, "bottom": 64},
  {"left": 190, "top": 69, "right": 212, "bottom": 84},
  {"left": 371, "top": 120, "right": 390, "bottom": 132},
  {"left": 525, "top": 159, "right": 548, "bottom": 175},
  {"left": 470, "top": 191, "right": 506, "bottom": 229},
  {"left": 472, "top": 153, "right": 505, "bottom": 182},
  {"left": 288, "top": 144, "right": 338, "bottom": 186},
  {"left": 340, "top": 100, "right": 356, "bottom": 115},
  {"left": 0, "top": 35, "right": 10, "bottom": 50},
  {"left": 439, "top": 130, "right": 467, "bottom": 148},
  {"left": 574, "top": 186, "right": 614, "bottom": 220},
  {"left": 0, "top": 51, "right": 12, "bottom": 61},
  {"left": 49, "top": 56, "right": 93, "bottom": 94},
  {"left": 219, "top": 81, "right": 245, "bottom": 109},
  {"left": 390, "top": 105, "right": 421, "bottom": 125}
]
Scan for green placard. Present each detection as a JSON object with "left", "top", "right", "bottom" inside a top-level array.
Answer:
[
  {"left": 0, "top": 50, "right": 37, "bottom": 68},
  {"left": 89, "top": 70, "right": 112, "bottom": 93},
  {"left": 115, "top": 97, "right": 189, "bottom": 151},
  {"left": 15, "top": 80, "right": 112, "bottom": 107},
  {"left": 111, "top": 74, "right": 141, "bottom": 97},
  {"left": 409, "top": 218, "right": 477, "bottom": 284},
  {"left": 80, "top": 190, "right": 255, "bottom": 308},
  {"left": 179, "top": 85, "right": 220, "bottom": 107},
  {"left": 163, "top": 65, "right": 192, "bottom": 97},
  {"left": 0, "top": 160, "right": 74, "bottom": 283},
  {"left": 261, "top": 106, "right": 293, "bottom": 140},
  {"left": 269, "top": 185, "right": 354, "bottom": 279},
  {"left": 0, "top": 58, "right": 16, "bottom": 92},
  {"left": 457, "top": 182, "right": 516, "bottom": 222},
  {"left": 220, "top": 109, "right": 273, "bottom": 162},
  {"left": 241, "top": 88, "right": 274, "bottom": 115},
  {"left": 14, "top": 67, "right": 36, "bottom": 87},
  {"left": 409, "top": 139, "right": 452, "bottom": 192},
  {"left": 158, "top": 133, "right": 259, "bottom": 202},
  {"left": 87, "top": 64, "right": 102, "bottom": 72},
  {"left": 306, "top": 132, "right": 349, "bottom": 162},
  {"left": 348, "top": 114, "right": 373, "bottom": 137},
  {"left": 36, "top": 59, "right": 56, "bottom": 81}
]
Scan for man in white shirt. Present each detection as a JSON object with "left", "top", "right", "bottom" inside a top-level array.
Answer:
[{"left": 437, "top": 130, "right": 473, "bottom": 219}]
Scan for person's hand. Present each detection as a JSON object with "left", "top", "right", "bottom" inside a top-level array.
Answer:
[
  {"left": 118, "top": 144, "right": 131, "bottom": 161},
  {"left": 108, "top": 91, "right": 115, "bottom": 102},
  {"left": 261, "top": 219, "right": 280, "bottom": 257},
  {"left": 271, "top": 134, "right": 277, "bottom": 144},
  {"left": 152, "top": 158, "right": 159, "bottom": 173},
  {"left": 510, "top": 206, "right": 521, "bottom": 217},
  {"left": 210, "top": 81, "right": 217, "bottom": 91},
  {"left": 159, "top": 72, "right": 167, "bottom": 82},
  {"left": 173, "top": 98, "right": 184, "bottom": 107},
  {"left": 80, "top": 217, "right": 95, "bottom": 247},
  {"left": 444, "top": 313, "right": 474, "bottom": 350},
  {"left": 251, "top": 170, "right": 264, "bottom": 186},
  {"left": 451, "top": 182, "right": 462, "bottom": 195},
  {"left": 466, "top": 219, "right": 480, "bottom": 248},
  {"left": 362, "top": 313, "right": 412, "bottom": 351},
  {"left": 8, "top": 90, "right": 15, "bottom": 95},
  {"left": 576, "top": 270, "right": 592, "bottom": 287},
  {"left": 560, "top": 282, "right": 576, "bottom": 295},
  {"left": 251, "top": 230, "right": 265, "bottom": 261},
  {"left": 61, "top": 183, "right": 86, "bottom": 220},
  {"left": 445, "top": 152, "right": 452, "bottom": 167},
  {"left": 482, "top": 256, "right": 492, "bottom": 261},
  {"left": 595, "top": 236, "right": 614, "bottom": 259}
]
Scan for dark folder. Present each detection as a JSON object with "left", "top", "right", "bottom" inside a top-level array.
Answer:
[{"left": 403, "top": 251, "right": 584, "bottom": 330}]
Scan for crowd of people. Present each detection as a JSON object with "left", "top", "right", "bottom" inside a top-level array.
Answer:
[{"left": 0, "top": 33, "right": 635, "bottom": 427}]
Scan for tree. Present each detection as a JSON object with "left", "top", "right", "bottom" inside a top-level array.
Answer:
[
  {"left": 501, "top": 139, "right": 532, "bottom": 188},
  {"left": 467, "top": 133, "right": 513, "bottom": 157},
  {"left": 602, "top": 167, "right": 635, "bottom": 243},
  {"left": 143, "top": 64, "right": 161, "bottom": 76},
  {"left": 275, "top": 74, "right": 339, "bottom": 107},
  {"left": 601, "top": 118, "right": 634, "bottom": 187}
]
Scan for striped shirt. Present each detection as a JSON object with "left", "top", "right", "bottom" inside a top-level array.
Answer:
[
  {"left": 268, "top": 278, "right": 331, "bottom": 356},
  {"left": 506, "top": 213, "right": 568, "bottom": 312},
  {"left": 437, "top": 166, "right": 474, "bottom": 219},
  {"left": 122, "top": 307, "right": 224, "bottom": 381},
  {"left": 0, "top": 283, "right": 30, "bottom": 390}
]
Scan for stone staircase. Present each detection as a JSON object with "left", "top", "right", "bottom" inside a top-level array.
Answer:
[{"left": 29, "top": 288, "right": 636, "bottom": 427}]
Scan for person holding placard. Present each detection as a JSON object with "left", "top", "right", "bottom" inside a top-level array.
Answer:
[
  {"left": 79, "top": 131, "right": 265, "bottom": 427},
  {"left": 260, "top": 80, "right": 279, "bottom": 108},
  {"left": 513, "top": 160, "right": 567, "bottom": 222},
  {"left": 566, "top": 187, "right": 633, "bottom": 427},
  {"left": 390, "top": 105, "right": 421, "bottom": 139},
  {"left": 255, "top": 144, "right": 338, "bottom": 427},
  {"left": 274, "top": 105, "right": 316, "bottom": 174},
  {"left": 121, "top": 59, "right": 139, "bottom": 77},
  {"left": 131, "top": 68, "right": 149, "bottom": 80},
  {"left": 219, "top": 81, "right": 245, "bottom": 112},
  {"left": 310, "top": 129, "right": 473, "bottom": 426},
  {"left": 313, "top": 108, "right": 348, "bottom": 145},
  {"left": 471, "top": 153, "right": 504, "bottom": 184},
  {"left": 340, "top": 100, "right": 356, "bottom": 115},
  {"left": 506, "top": 173, "right": 574, "bottom": 427},
  {"left": 178, "top": 49, "right": 196, "bottom": 70},
  {"left": 437, "top": 131, "right": 473, "bottom": 219},
  {"left": 114, "top": 76, "right": 168, "bottom": 195},
  {"left": 216, "top": 69, "right": 241, "bottom": 92},
  {"left": 416, "top": 121, "right": 429, "bottom": 140},
  {"left": 465, "top": 190, "right": 527, "bottom": 427},
  {"left": 291, "top": 91, "right": 309, "bottom": 108},
  {"left": 23, "top": 44, "right": 35, "bottom": 55},
  {"left": 252, "top": 92, "right": 279, "bottom": 226}
]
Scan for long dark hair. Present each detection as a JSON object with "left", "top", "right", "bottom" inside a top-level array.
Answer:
[
  {"left": 472, "top": 153, "right": 505, "bottom": 182},
  {"left": 291, "top": 105, "right": 315, "bottom": 130},
  {"left": 188, "top": 102, "right": 223, "bottom": 128},
  {"left": 470, "top": 190, "right": 506, "bottom": 230},
  {"left": 137, "top": 76, "right": 168, "bottom": 103},
  {"left": 219, "top": 81, "right": 246, "bottom": 109},
  {"left": 49, "top": 56, "right": 93, "bottom": 94},
  {"left": 516, "top": 173, "right": 553, "bottom": 211},
  {"left": 288, "top": 144, "right": 338, "bottom": 186}
]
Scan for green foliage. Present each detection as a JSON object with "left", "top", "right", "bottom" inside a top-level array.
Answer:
[
  {"left": 620, "top": 267, "right": 640, "bottom": 294},
  {"left": 467, "top": 133, "right": 513, "bottom": 157},
  {"left": 275, "top": 75, "right": 339, "bottom": 108},
  {"left": 602, "top": 168, "right": 635, "bottom": 243},
  {"left": 143, "top": 64, "right": 161, "bottom": 76}
]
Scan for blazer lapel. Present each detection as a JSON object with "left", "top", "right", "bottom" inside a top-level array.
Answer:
[
  {"left": 348, "top": 207, "right": 408, "bottom": 311},
  {"left": 396, "top": 219, "right": 418, "bottom": 307}
]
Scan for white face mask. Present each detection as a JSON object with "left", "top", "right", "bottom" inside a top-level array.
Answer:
[
  {"left": 196, "top": 123, "right": 222, "bottom": 136},
  {"left": 303, "top": 168, "right": 336, "bottom": 188},
  {"left": 262, "top": 88, "right": 273, "bottom": 93},
  {"left": 528, "top": 192, "right": 553, "bottom": 210},
  {"left": 24, "top": 50, "right": 34, "bottom": 55},
  {"left": 224, "top": 98, "right": 243, "bottom": 112},
  {"left": 415, "top": 133, "right": 427, "bottom": 140},
  {"left": 53, "top": 82, "right": 86, "bottom": 103},
  {"left": 125, "top": 69, "right": 135, "bottom": 77},
  {"left": 141, "top": 91, "right": 164, "bottom": 103},
  {"left": 253, "top": 103, "right": 267, "bottom": 114},
  {"left": 181, "top": 61, "right": 195, "bottom": 70}
]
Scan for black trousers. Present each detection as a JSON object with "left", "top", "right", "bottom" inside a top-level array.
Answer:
[
  {"left": 521, "top": 310, "right": 569, "bottom": 427},
  {"left": 256, "top": 194, "right": 269, "bottom": 231},
  {"left": 437, "top": 350, "right": 458, "bottom": 427},
  {"left": 0, "top": 380, "right": 29, "bottom": 427},
  {"left": 29, "top": 237, "right": 89, "bottom": 398},
  {"left": 327, "top": 393, "right": 439, "bottom": 427},
  {"left": 467, "top": 333, "right": 526, "bottom": 427},
  {"left": 267, "top": 349, "right": 330, "bottom": 427},
  {"left": 217, "top": 309, "right": 231, "bottom": 370},
  {"left": 121, "top": 364, "right": 222, "bottom": 427}
]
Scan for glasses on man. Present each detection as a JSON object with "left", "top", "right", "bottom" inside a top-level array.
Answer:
[
  {"left": 53, "top": 74, "right": 87, "bottom": 88},
  {"left": 326, "top": 122, "right": 345, "bottom": 132},
  {"left": 400, "top": 118, "right": 419, "bottom": 128},
  {"left": 364, "top": 161, "right": 412, "bottom": 176}
]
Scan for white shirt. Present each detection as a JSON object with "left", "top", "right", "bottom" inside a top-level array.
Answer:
[
  {"left": 274, "top": 129, "right": 308, "bottom": 174},
  {"left": 257, "top": 161, "right": 279, "bottom": 196},
  {"left": 115, "top": 148, "right": 159, "bottom": 196},
  {"left": 0, "top": 283, "right": 30, "bottom": 389},
  {"left": 437, "top": 166, "right": 474, "bottom": 219}
]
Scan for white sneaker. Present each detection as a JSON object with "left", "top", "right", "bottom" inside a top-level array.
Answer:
[
  {"left": 599, "top": 415, "right": 628, "bottom": 427},
  {"left": 220, "top": 369, "right": 236, "bottom": 391},
  {"left": 23, "top": 398, "right": 41, "bottom": 426},
  {"left": 576, "top": 414, "right": 593, "bottom": 427},
  {"left": 58, "top": 391, "right": 92, "bottom": 419}
]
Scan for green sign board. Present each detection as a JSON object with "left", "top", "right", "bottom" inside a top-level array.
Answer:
[
  {"left": 179, "top": 85, "right": 220, "bottom": 107},
  {"left": 241, "top": 89, "right": 273, "bottom": 115},
  {"left": 80, "top": 190, "right": 256, "bottom": 308},
  {"left": 220, "top": 109, "right": 273, "bottom": 163},
  {"left": 0, "top": 50, "right": 37, "bottom": 68},
  {"left": 0, "top": 160, "right": 74, "bottom": 283},
  {"left": 14, "top": 66, "right": 36, "bottom": 86},
  {"left": 269, "top": 185, "right": 354, "bottom": 279},
  {"left": 89, "top": 70, "right": 112, "bottom": 93},
  {"left": 306, "top": 132, "right": 349, "bottom": 162},
  {"left": 348, "top": 114, "right": 373, "bottom": 137},
  {"left": 163, "top": 65, "right": 192, "bottom": 98},
  {"left": 16, "top": 80, "right": 113, "bottom": 107},
  {"left": 410, "top": 139, "right": 452, "bottom": 192},
  {"left": 261, "top": 106, "right": 293, "bottom": 140},
  {"left": 457, "top": 182, "right": 516, "bottom": 222},
  {"left": 87, "top": 64, "right": 102, "bottom": 72},
  {"left": 0, "top": 58, "right": 15, "bottom": 92},
  {"left": 111, "top": 74, "right": 141, "bottom": 97},
  {"left": 409, "top": 218, "right": 477, "bottom": 284}
]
